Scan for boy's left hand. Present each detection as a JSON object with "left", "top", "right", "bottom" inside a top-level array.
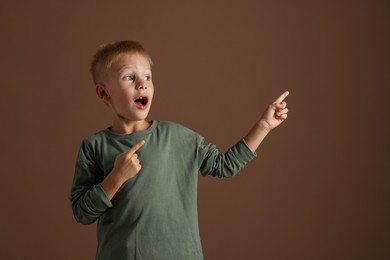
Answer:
[{"left": 259, "top": 91, "right": 289, "bottom": 132}]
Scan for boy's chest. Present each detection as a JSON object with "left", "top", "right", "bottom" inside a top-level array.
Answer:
[{"left": 98, "top": 137, "right": 195, "bottom": 179}]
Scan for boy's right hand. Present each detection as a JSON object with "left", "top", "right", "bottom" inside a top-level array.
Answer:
[
  {"left": 111, "top": 140, "right": 145, "bottom": 184},
  {"left": 101, "top": 140, "right": 145, "bottom": 200}
]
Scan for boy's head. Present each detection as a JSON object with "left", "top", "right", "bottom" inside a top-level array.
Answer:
[
  {"left": 91, "top": 40, "right": 154, "bottom": 128},
  {"left": 91, "top": 40, "right": 153, "bottom": 85}
]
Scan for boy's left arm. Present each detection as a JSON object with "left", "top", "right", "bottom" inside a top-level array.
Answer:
[{"left": 244, "top": 91, "right": 289, "bottom": 153}]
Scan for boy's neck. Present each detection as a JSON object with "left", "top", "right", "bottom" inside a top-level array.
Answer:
[{"left": 110, "top": 120, "right": 151, "bottom": 135}]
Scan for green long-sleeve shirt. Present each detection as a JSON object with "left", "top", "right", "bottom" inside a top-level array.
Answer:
[{"left": 71, "top": 120, "right": 256, "bottom": 260}]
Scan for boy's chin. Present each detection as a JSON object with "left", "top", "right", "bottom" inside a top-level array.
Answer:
[{"left": 132, "top": 110, "right": 151, "bottom": 121}]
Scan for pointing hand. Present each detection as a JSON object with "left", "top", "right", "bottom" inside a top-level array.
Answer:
[
  {"left": 112, "top": 140, "right": 145, "bottom": 183},
  {"left": 259, "top": 91, "right": 289, "bottom": 132}
]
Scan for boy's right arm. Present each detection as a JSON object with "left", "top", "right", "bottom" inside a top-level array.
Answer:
[
  {"left": 71, "top": 139, "right": 144, "bottom": 224},
  {"left": 100, "top": 140, "right": 145, "bottom": 200}
]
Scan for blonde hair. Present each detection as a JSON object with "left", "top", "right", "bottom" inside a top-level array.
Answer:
[{"left": 90, "top": 40, "right": 153, "bottom": 84}]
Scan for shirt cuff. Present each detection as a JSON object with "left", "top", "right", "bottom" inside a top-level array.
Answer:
[
  {"left": 239, "top": 138, "right": 257, "bottom": 162},
  {"left": 89, "top": 184, "right": 113, "bottom": 210}
]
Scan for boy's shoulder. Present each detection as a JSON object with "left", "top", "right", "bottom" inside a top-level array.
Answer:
[
  {"left": 157, "top": 120, "right": 185, "bottom": 129},
  {"left": 79, "top": 129, "right": 108, "bottom": 148},
  {"left": 157, "top": 120, "right": 199, "bottom": 136}
]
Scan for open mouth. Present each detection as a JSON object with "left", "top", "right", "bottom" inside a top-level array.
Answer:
[{"left": 134, "top": 96, "right": 149, "bottom": 108}]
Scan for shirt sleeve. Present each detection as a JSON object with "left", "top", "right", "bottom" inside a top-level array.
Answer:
[
  {"left": 197, "top": 137, "right": 257, "bottom": 178},
  {"left": 70, "top": 139, "right": 112, "bottom": 225}
]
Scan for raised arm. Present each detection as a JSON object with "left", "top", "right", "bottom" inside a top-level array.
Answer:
[{"left": 244, "top": 91, "right": 289, "bottom": 152}]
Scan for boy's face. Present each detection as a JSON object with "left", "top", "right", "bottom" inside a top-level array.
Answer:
[{"left": 99, "top": 52, "right": 154, "bottom": 123}]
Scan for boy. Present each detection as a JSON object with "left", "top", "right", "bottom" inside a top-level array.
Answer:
[{"left": 71, "top": 40, "right": 289, "bottom": 260}]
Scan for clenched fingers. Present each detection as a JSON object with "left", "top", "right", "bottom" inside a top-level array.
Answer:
[{"left": 277, "top": 108, "right": 289, "bottom": 116}]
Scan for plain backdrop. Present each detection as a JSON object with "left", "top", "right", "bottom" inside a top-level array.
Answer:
[{"left": 1, "top": 0, "right": 389, "bottom": 259}]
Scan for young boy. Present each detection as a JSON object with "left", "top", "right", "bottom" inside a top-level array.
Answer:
[{"left": 71, "top": 40, "right": 289, "bottom": 260}]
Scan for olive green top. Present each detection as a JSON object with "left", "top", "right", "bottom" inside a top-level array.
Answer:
[{"left": 71, "top": 120, "right": 256, "bottom": 260}]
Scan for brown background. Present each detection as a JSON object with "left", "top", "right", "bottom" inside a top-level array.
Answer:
[{"left": 1, "top": 0, "right": 389, "bottom": 259}]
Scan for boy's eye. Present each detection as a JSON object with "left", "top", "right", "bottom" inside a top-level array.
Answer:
[
  {"left": 144, "top": 76, "right": 152, "bottom": 81},
  {"left": 123, "top": 75, "right": 135, "bottom": 81}
]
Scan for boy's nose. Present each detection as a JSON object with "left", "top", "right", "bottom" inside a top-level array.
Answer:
[{"left": 137, "top": 80, "right": 147, "bottom": 90}]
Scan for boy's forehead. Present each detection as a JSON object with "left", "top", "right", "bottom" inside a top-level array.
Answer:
[{"left": 111, "top": 52, "right": 151, "bottom": 72}]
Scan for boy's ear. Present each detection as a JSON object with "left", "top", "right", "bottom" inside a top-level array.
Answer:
[{"left": 96, "top": 84, "right": 110, "bottom": 102}]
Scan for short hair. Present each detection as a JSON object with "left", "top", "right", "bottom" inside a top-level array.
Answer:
[{"left": 90, "top": 40, "right": 153, "bottom": 84}]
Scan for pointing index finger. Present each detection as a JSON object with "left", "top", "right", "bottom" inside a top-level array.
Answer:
[
  {"left": 127, "top": 140, "right": 145, "bottom": 156},
  {"left": 274, "top": 91, "right": 290, "bottom": 104}
]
